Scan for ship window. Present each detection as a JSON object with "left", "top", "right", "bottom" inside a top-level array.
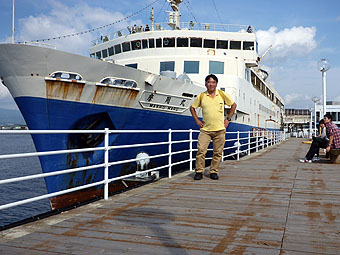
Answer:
[
  {"left": 204, "top": 39, "right": 215, "bottom": 48},
  {"left": 160, "top": 61, "right": 175, "bottom": 72},
  {"left": 184, "top": 61, "right": 199, "bottom": 74},
  {"left": 108, "top": 47, "right": 114, "bottom": 56},
  {"left": 230, "top": 41, "right": 241, "bottom": 49},
  {"left": 100, "top": 77, "right": 137, "bottom": 88},
  {"left": 114, "top": 44, "right": 121, "bottom": 54},
  {"left": 142, "top": 39, "right": 148, "bottom": 49},
  {"left": 190, "top": 38, "right": 202, "bottom": 47},
  {"left": 163, "top": 37, "right": 175, "bottom": 47},
  {"left": 122, "top": 42, "right": 131, "bottom": 52},
  {"left": 256, "top": 42, "right": 258, "bottom": 54},
  {"left": 243, "top": 41, "right": 254, "bottom": 50},
  {"left": 182, "top": 93, "right": 193, "bottom": 98},
  {"left": 209, "top": 61, "right": 224, "bottom": 74},
  {"left": 102, "top": 49, "right": 108, "bottom": 58},
  {"left": 217, "top": 40, "right": 228, "bottom": 49},
  {"left": 177, "top": 38, "right": 188, "bottom": 47},
  {"left": 126, "top": 63, "right": 138, "bottom": 69},
  {"left": 149, "top": 38, "right": 155, "bottom": 48},
  {"left": 156, "top": 38, "right": 162, "bottom": 47},
  {"left": 90, "top": 53, "right": 95, "bottom": 58},
  {"left": 131, "top": 40, "right": 142, "bottom": 50},
  {"left": 95, "top": 51, "right": 102, "bottom": 59}
]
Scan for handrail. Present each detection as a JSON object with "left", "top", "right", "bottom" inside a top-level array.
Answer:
[{"left": 0, "top": 129, "right": 288, "bottom": 211}]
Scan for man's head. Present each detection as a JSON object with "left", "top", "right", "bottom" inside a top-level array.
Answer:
[
  {"left": 324, "top": 113, "right": 332, "bottom": 124},
  {"left": 205, "top": 74, "right": 218, "bottom": 94}
]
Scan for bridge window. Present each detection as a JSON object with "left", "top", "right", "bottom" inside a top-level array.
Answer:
[
  {"left": 209, "top": 61, "right": 224, "bottom": 74},
  {"left": 108, "top": 47, "right": 114, "bottom": 56},
  {"left": 156, "top": 38, "right": 162, "bottom": 48},
  {"left": 90, "top": 53, "right": 95, "bottom": 58},
  {"left": 184, "top": 61, "right": 199, "bottom": 74},
  {"left": 131, "top": 40, "right": 142, "bottom": 50},
  {"left": 190, "top": 38, "right": 202, "bottom": 47},
  {"left": 102, "top": 49, "right": 108, "bottom": 58},
  {"left": 114, "top": 44, "right": 121, "bottom": 54},
  {"left": 95, "top": 51, "right": 101, "bottom": 59},
  {"left": 177, "top": 38, "right": 188, "bottom": 47},
  {"left": 163, "top": 38, "right": 175, "bottom": 47},
  {"left": 230, "top": 41, "right": 241, "bottom": 50},
  {"left": 126, "top": 63, "right": 138, "bottom": 69},
  {"left": 149, "top": 38, "right": 155, "bottom": 48},
  {"left": 217, "top": 40, "right": 228, "bottom": 49},
  {"left": 122, "top": 42, "right": 131, "bottom": 52},
  {"left": 160, "top": 61, "right": 175, "bottom": 72},
  {"left": 142, "top": 39, "right": 148, "bottom": 49},
  {"left": 204, "top": 39, "right": 215, "bottom": 48},
  {"left": 243, "top": 41, "right": 254, "bottom": 50}
]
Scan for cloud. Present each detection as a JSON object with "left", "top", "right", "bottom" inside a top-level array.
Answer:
[
  {"left": 256, "top": 26, "right": 317, "bottom": 62},
  {"left": 284, "top": 93, "right": 312, "bottom": 106},
  {"left": 14, "top": 0, "right": 140, "bottom": 55}
]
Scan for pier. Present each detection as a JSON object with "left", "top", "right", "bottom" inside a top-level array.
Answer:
[{"left": 0, "top": 138, "right": 339, "bottom": 254}]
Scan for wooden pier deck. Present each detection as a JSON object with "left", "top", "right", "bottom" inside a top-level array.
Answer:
[{"left": 0, "top": 138, "right": 339, "bottom": 254}]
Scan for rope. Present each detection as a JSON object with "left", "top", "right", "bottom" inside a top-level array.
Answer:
[
  {"left": 21, "top": 0, "right": 162, "bottom": 43},
  {"left": 183, "top": 0, "right": 201, "bottom": 26},
  {"left": 210, "top": 0, "right": 224, "bottom": 24}
]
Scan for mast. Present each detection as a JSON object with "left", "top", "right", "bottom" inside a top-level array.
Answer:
[
  {"left": 167, "top": 0, "right": 183, "bottom": 30},
  {"left": 12, "top": 0, "right": 15, "bottom": 43}
]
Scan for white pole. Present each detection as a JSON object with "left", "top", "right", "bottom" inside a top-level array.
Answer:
[
  {"left": 309, "top": 110, "right": 312, "bottom": 138},
  {"left": 104, "top": 128, "right": 109, "bottom": 200},
  {"left": 314, "top": 102, "right": 317, "bottom": 134},
  {"left": 168, "top": 129, "right": 172, "bottom": 178},
  {"left": 322, "top": 71, "right": 327, "bottom": 117},
  {"left": 12, "top": 0, "right": 15, "bottom": 44}
]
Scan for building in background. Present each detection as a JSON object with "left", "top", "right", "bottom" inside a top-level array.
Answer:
[
  {"left": 315, "top": 101, "right": 340, "bottom": 128},
  {"left": 284, "top": 108, "right": 312, "bottom": 138}
]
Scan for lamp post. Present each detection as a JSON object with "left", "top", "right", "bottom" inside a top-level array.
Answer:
[
  {"left": 312, "top": 96, "right": 319, "bottom": 135},
  {"left": 317, "top": 59, "right": 331, "bottom": 117},
  {"left": 309, "top": 108, "right": 313, "bottom": 139}
]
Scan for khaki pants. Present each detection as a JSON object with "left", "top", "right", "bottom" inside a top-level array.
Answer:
[{"left": 195, "top": 129, "right": 225, "bottom": 174}]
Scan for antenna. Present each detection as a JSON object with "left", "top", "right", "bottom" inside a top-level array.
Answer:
[
  {"left": 12, "top": 0, "right": 15, "bottom": 44},
  {"left": 150, "top": 7, "right": 154, "bottom": 31}
]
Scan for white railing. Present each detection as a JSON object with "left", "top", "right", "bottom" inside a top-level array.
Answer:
[{"left": 0, "top": 129, "right": 288, "bottom": 211}]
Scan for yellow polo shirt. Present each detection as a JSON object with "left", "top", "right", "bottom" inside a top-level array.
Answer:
[{"left": 191, "top": 90, "right": 234, "bottom": 131}]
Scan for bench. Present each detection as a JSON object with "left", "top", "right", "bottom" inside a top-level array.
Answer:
[{"left": 330, "top": 149, "right": 340, "bottom": 164}]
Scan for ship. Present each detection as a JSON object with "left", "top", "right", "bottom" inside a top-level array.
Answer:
[{"left": 0, "top": 0, "right": 284, "bottom": 210}]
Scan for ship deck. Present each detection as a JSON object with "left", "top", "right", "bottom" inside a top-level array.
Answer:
[{"left": 0, "top": 138, "right": 339, "bottom": 254}]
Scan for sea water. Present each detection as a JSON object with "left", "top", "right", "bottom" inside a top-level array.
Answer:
[{"left": 0, "top": 134, "right": 50, "bottom": 227}]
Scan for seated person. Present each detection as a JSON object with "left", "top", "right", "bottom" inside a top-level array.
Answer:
[
  {"left": 324, "top": 113, "right": 340, "bottom": 153},
  {"left": 300, "top": 119, "right": 328, "bottom": 163}
]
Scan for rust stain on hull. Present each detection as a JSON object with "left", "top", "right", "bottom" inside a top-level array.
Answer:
[
  {"left": 46, "top": 80, "right": 84, "bottom": 101},
  {"left": 49, "top": 180, "right": 143, "bottom": 210},
  {"left": 92, "top": 86, "right": 139, "bottom": 106}
]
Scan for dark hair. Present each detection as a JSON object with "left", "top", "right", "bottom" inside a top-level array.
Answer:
[
  {"left": 319, "top": 119, "right": 325, "bottom": 124},
  {"left": 324, "top": 113, "right": 332, "bottom": 121},
  {"left": 205, "top": 74, "right": 218, "bottom": 83}
]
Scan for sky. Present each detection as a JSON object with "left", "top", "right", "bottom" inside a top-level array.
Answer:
[{"left": 0, "top": 0, "right": 339, "bottom": 110}]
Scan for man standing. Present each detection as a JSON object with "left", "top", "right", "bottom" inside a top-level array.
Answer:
[
  {"left": 324, "top": 113, "right": 340, "bottom": 152},
  {"left": 190, "top": 74, "right": 237, "bottom": 180}
]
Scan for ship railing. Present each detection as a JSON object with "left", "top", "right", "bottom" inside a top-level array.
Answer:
[
  {"left": 0, "top": 129, "right": 288, "bottom": 212},
  {"left": 91, "top": 22, "right": 252, "bottom": 45},
  {"left": 22, "top": 41, "right": 57, "bottom": 49}
]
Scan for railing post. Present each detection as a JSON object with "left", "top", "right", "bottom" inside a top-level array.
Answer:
[
  {"left": 104, "top": 128, "right": 109, "bottom": 200},
  {"left": 168, "top": 129, "right": 172, "bottom": 178},
  {"left": 248, "top": 131, "right": 251, "bottom": 156},
  {"left": 237, "top": 131, "right": 240, "bottom": 160},
  {"left": 256, "top": 130, "right": 258, "bottom": 152},
  {"left": 262, "top": 131, "right": 265, "bottom": 150},
  {"left": 189, "top": 129, "right": 193, "bottom": 171}
]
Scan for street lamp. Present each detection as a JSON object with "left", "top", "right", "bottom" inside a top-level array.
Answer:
[
  {"left": 317, "top": 59, "right": 331, "bottom": 117},
  {"left": 309, "top": 108, "right": 313, "bottom": 139},
  {"left": 312, "top": 96, "right": 319, "bottom": 135}
]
